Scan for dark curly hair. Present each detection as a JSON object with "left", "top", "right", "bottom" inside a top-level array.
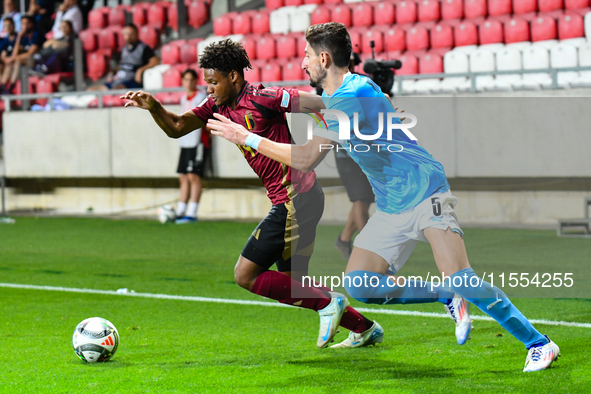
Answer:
[
  {"left": 199, "top": 39, "right": 252, "bottom": 79},
  {"left": 305, "top": 23, "right": 352, "bottom": 68}
]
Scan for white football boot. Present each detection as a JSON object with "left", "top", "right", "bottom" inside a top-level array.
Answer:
[
  {"left": 444, "top": 294, "right": 472, "bottom": 345},
  {"left": 330, "top": 321, "right": 384, "bottom": 348},
  {"left": 523, "top": 337, "right": 560, "bottom": 372},
  {"left": 317, "top": 292, "right": 349, "bottom": 348}
]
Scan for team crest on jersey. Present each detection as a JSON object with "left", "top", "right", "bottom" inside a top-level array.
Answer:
[
  {"left": 244, "top": 112, "right": 256, "bottom": 130},
  {"left": 280, "top": 90, "right": 290, "bottom": 108}
]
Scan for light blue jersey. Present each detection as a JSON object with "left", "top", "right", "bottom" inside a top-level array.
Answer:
[{"left": 318, "top": 73, "right": 449, "bottom": 214}]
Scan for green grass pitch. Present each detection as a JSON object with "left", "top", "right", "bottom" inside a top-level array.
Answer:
[{"left": 1, "top": 217, "right": 590, "bottom": 393}]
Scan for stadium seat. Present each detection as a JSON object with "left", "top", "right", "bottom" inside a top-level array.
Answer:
[
  {"left": 163, "top": 68, "right": 182, "bottom": 87},
  {"left": 148, "top": 3, "right": 167, "bottom": 30},
  {"left": 167, "top": 3, "right": 180, "bottom": 31},
  {"left": 521, "top": 46, "right": 552, "bottom": 88},
  {"left": 559, "top": 13, "right": 585, "bottom": 39},
  {"left": 296, "top": 34, "right": 308, "bottom": 55},
  {"left": 188, "top": 1, "right": 210, "bottom": 29},
  {"left": 233, "top": 13, "right": 252, "bottom": 35},
  {"left": 256, "top": 36, "right": 277, "bottom": 60},
  {"left": 430, "top": 23, "right": 454, "bottom": 48},
  {"left": 88, "top": 7, "right": 109, "bottom": 29},
  {"left": 479, "top": 42, "right": 505, "bottom": 52},
  {"left": 570, "top": 42, "right": 591, "bottom": 86},
  {"left": 143, "top": 64, "right": 171, "bottom": 91},
  {"left": 303, "top": 0, "right": 322, "bottom": 4},
  {"left": 325, "top": 0, "right": 343, "bottom": 4},
  {"left": 285, "top": 0, "right": 303, "bottom": 6},
  {"left": 311, "top": 6, "right": 331, "bottom": 25},
  {"left": 531, "top": 15, "right": 558, "bottom": 41},
  {"left": 469, "top": 50, "right": 496, "bottom": 90},
  {"left": 244, "top": 64, "right": 261, "bottom": 82},
  {"left": 539, "top": 0, "right": 564, "bottom": 12},
  {"left": 276, "top": 35, "right": 297, "bottom": 58},
  {"left": 180, "top": 43, "right": 198, "bottom": 64},
  {"left": 488, "top": 0, "right": 512, "bottom": 15},
  {"left": 361, "top": 30, "right": 384, "bottom": 53},
  {"left": 384, "top": 27, "right": 406, "bottom": 52},
  {"left": 261, "top": 63, "right": 282, "bottom": 82},
  {"left": 87, "top": 51, "right": 108, "bottom": 81},
  {"left": 419, "top": 52, "right": 444, "bottom": 73},
  {"left": 374, "top": 1, "right": 395, "bottom": 25},
  {"left": 291, "top": 4, "right": 317, "bottom": 32},
  {"left": 418, "top": 0, "right": 441, "bottom": 22},
  {"left": 464, "top": 0, "right": 487, "bottom": 18},
  {"left": 35, "top": 78, "right": 56, "bottom": 107},
  {"left": 348, "top": 28, "right": 362, "bottom": 52},
  {"left": 97, "top": 29, "right": 117, "bottom": 51},
  {"left": 550, "top": 44, "right": 579, "bottom": 86},
  {"left": 131, "top": 3, "right": 149, "bottom": 26},
  {"left": 240, "top": 37, "right": 257, "bottom": 59},
  {"left": 586, "top": 11, "right": 591, "bottom": 38},
  {"left": 282, "top": 60, "right": 304, "bottom": 81},
  {"left": 493, "top": 47, "right": 523, "bottom": 89},
  {"left": 513, "top": 0, "right": 537, "bottom": 13},
  {"left": 214, "top": 13, "right": 233, "bottom": 36},
  {"left": 397, "top": 1, "right": 418, "bottom": 25},
  {"left": 331, "top": 5, "right": 352, "bottom": 27},
  {"left": 161, "top": 42, "right": 181, "bottom": 65},
  {"left": 79, "top": 29, "right": 98, "bottom": 52},
  {"left": 504, "top": 17, "right": 531, "bottom": 43},
  {"left": 561, "top": 36, "right": 588, "bottom": 46},
  {"left": 351, "top": 3, "right": 373, "bottom": 27},
  {"left": 139, "top": 26, "right": 159, "bottom": 49},
  {"left": 249, "top": 11, "right": 269, "bottom": 35},
  {"left": 479, "top": 19, "right": 504, "bottom": 44},
  {"left": 266, "top": 0, "right": 284, "bottom": 11},
  {"left": 440, "top": 50, "right": 470, "bottom": 92},
  {"left": 396, "top": 53, "right": 419, "bottom": 74},
  {"left": 270, "top": 6, "right": 294, "bottom": 34},
  {"left": 442, "top": 0, "right": 464, "bottom": 20},
  {"left": 566, "top": 0, "right": 590, "bottom": 8},
  {"left": 108, "top": 6, "right": 127, "bottom": 27},
  {"left": 455, "top": 21, "right": 479, "bottom": 46},
  {"left": 406, "top": 26, "right": 430, "bottom": 51}
]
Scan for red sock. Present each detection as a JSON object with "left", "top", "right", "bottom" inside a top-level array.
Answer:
[
  {"left": 251, "top": 271, "right": 330, "bottom": 311},
  {"left": 314, "top": 281, "right": 372, "bottom": 333}
]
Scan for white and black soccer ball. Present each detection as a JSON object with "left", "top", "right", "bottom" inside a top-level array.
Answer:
[
  {"left": 157, "top": 205, "right": 176, "bottom": 224},
  {"left": 72, "top": 317, "right": 119, "bottom": 363}
]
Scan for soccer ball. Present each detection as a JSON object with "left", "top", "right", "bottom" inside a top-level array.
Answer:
[
  {"left": 72, "top": 317, "right": 120, "bottom": 363},
  {"left": 157, "top": 205, "right": 176, "bottom": 224}
]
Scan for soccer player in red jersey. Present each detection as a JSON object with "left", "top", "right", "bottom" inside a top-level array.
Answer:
[{"left": 121, "top": 39, "right": 383, "bottom": 348}]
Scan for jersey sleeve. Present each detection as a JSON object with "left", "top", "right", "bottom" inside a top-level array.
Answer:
[
  {"left": 191, "top": 95, "right": 215, "bottom": 122},
  {"left": 260, "top": 87, "right": 299, "bottom": 114}
]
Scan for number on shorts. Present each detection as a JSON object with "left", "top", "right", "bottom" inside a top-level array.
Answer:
[{"left": 431, "top": 197, "right": 442, "bottom": 216}]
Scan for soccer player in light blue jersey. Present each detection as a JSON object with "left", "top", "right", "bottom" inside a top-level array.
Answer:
[{"left": 207, "top": 23, "right": 560, "bottom": 372}]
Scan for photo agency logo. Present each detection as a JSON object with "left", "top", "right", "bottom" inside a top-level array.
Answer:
[{"left": 302, "top": 108, "right": 418, "bottom": 153}]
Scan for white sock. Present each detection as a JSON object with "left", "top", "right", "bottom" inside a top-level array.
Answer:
[
  {"left": 176, "top": 201, "right": 187, "bottom": 217},
  {"left": 187, "top": 202, "right": 199, "bottom": 218}
]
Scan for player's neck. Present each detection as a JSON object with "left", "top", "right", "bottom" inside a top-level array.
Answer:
[
  {"left": 322, "top": 67, "right": 350, "bottom": 96},
  {"left": 229, "top": 80, "right": 247, "bottom": 110}
]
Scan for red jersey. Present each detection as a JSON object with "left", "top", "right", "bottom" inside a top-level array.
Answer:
[{"left": 192, "top": 82, "right": 316, "bottom": 205}]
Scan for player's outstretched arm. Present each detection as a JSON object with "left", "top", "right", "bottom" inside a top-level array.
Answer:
[
  {"left": 121, "top": 90, "right": 205, "bottom": 139},
  {"left": 207, "top": 113, "right": 332, "bottom": 173}
]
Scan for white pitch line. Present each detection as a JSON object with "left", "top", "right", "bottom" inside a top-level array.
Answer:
[{"left": 2, "top": 282, "right": 590, "bottom": 329}]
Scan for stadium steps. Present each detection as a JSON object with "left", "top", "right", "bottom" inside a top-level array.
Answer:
[{"left": 558, "top": 196, "right": 591, "bottom": 237}]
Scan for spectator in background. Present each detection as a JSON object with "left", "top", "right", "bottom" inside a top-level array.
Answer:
[
  {"left": 0, "top": 17, "right": 18, "bottom": 91},
  {"left": 87, "top": 24, "right": 159, "bottom": 91},
  {"left": 78, "top": 0, "right": 94, "bottom": 27},
  {"left": 1, "top": 15, "right": 43, "bottom": 93},
  {"left": 28, "top": 0, "right": 54, "bottom": 35},
  {"left": 174, "top": 69, "right": 209, "bottom": 224},
  {"left": 0, "top": 0, "right": 21, "bottom": 38},
  {"left": 51, "top": 0, "right": 82, "bottom": 39},
  {"left": 34, "top": 19, "right": 75, "bottom": 74}
]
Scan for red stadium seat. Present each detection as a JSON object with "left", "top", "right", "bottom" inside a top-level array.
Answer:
[
  {"left": 383, "top": 27, "right": 406, "bottom": 52},
  {"left": 566, "top": 0, "right": 590, "bottom": 8},
  {"left": 303, "top": 0, "right": 323, "bottom": 4},
  {"left": 131, "top": 3, "right": 149, "bottom": 26},
  {"left": 79, "top": 29, "right": 97, "bottom": 52},
  {"left": 531, "top": 15, "right": 557, "bottom": 41},
  {"left": 406, "top": 25, "right": 430, "bottom": 51},
  {"left": 147, "top": 3, "right": 167, "bottom": 30},
  {"left": 103, "top": 95, "right": 124, "bottom": 108},
  {"left": 396, "top": 53, "right": 419, "bottom": 75},
  {"left": 282, "top": 60, "right": 303, "bottom": 81},
  {"left": 418, "top": 0, "right": 441, "bottom": 22},
  {"left": 276, "top": 35, "right": 297, "bottom": 58},
  {"left": 311, "top": 6, "right": 331, "bottom": 25},
  {"left": 352, "top": 3, "right": 373, "bottom": 27},
  {"left": 35, "top": 78, "right": 56, "bottom": 107},
  {"left": 261, "top": 63, "right": 282, "bottom": 82},
  {"left": 233, "top": 13, "right": 252, "bottom": 35},
  {"left": 112, "top": 27, "right": 124, "bottom": 51},
  {"left": 88, "top": 7, "right": 109, "bottom": 29},
  {"left": 241, "top": 37, "right": 257, "bottom": 60},
  {"left": 513, "top": 0, "right": 537, "bottom": 13},
  {"left": 97, "top": 28, "right": 117, "bottom": 50},
  {"left": 419, "top": 52, "right": 443, "bottom": 73},
  {"left": 250, "top": 11, "right": 269, "bottom": 35},
  {"left": 180, "top": 43, "right": 198, "bottom": 64},
  {"left": 108, "top": 6, "right": 126, "bottom": 27},
  {"left": 161, "top": 43, "right": 181, "bottom": 65},
  {"left": 397, "top": 1, "right": 418, "bottom": 25},
  {"left": 167, "top": 3, "right": 179, "bottom": 31},
  {"left": 430, "top": 23, "right": 454, "bottom": 48},
  {"left": 479, "top": 19, "right": 504, "bottom": 44},
  {"left": 139, "top": 26, "right": 159, "bottom": 49},
  {"left": 87, "top": 51, "right": 108, "bottom": 81},
  {"left": 464, "top": 0, "right": 487, "bottom": 18},
  {"left": 442, "top": 0, "right": 464, "bottom": 20},
  {"left": 558, "top": 12, "right": 585, "bottom": 39},
  {"left": 244, "top": 65, "right": 261, "bottom": 82},
  {"left": 489, "top": 0, "right": 512, "bottom": 15},
  {"left": 325, "top": 0, "right": 343, "bottom": 4},
  {"left": 256, "top": 36, "right": 276, "bottom": 60},
  {"left": 348, "top": 28, "right": 362, "bottom": 53},
  {"left": 163, "top": 68, "right": 182, "bottom": 88},
  {"left": 361, "top": 30, "right": 384, "bottom": 53},
  {"left": 332, "top": 5, "right": 352, "bottom": 27},
  {"left": 374, "top": 1, "right": 395, "bottom": 25},
  {"left": 454, "top": 21, "right": 479, "bottom": 46},
  {"left": 213, "top": 13, "right": 233, "bottom": 36},
  {"left": 265, "top": 0, "right": 284, "bottom": 11},
  {"left": 539, "top": 0, "right": 564, "bottom": 12},
  {"left": 188, "top": 1, "right": 209, "bottom": 29},
  {"left": 285, "top": 0, "right": 303, "bottom": 5},
  {"left": 504, "top": 17, "right": 531, "bottom": 42},
  {"left": 296, "top": 35, "right": 307, "bottom": 56}
]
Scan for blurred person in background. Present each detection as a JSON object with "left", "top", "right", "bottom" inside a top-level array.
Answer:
[
  {"left": 0, "top": 0, "right": 21, "bottom": 38},
  {"left": 51, "top": 0, "right": 82, "bottom": 39},
  {"left": 34, "top": 19, "right": 75, "bottom": 74},
  {"left": 27, "top": 0, "right": 54, "bottom": 35},
  {"left": 0, "top": 16, "right": 17, "bottom": 89}
]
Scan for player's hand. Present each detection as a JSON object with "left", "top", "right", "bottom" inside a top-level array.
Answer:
[
  {"left": 207, "top": 113, "right": 250, "bottom": 146},
  {"left": 394, "top": 106, "right": 406, "bottom": 122},
  {"left": 121, "top": 90, "right": 156, "bottom": 110}
]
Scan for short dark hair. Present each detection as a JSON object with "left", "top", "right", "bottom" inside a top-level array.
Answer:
[
  {"left": 199, "top": 39, "right": 252, "bottom": 79},
  {"left": 182, "top": 69, "right": 198, "bottom": 79},
  {"left": 3, "top": 17, "right": 14, "bottom": 25},
  {"left": 124, "top": 23, "right": 138, "bottom": 32},
  {"left": 21, "top": 14, "right": 35, "bottom": 24},
  {"left": 305, "top": 23, "right": 352, "bottom": 68},
  {"left": 61, "top": 20, "right": 73, "bottom": 32}
]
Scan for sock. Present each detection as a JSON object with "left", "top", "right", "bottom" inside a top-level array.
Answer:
[
  {"left": 176, "top": 201, "right": 187, "bottom": 217},
  {"left": 187, "top": 202, "right": 199, "bottom": 218},
  {"left": 251, "top": 271, "right": 331, "bottom": 311},
  {"left": 312, "top": 280, "right": 372, "bottom": 333},
  {"left": 449, "top": 268, "right": 548, "bottom": 349},
  {"left": 344, "top": 270, "right": 455, "bottom": 305}
]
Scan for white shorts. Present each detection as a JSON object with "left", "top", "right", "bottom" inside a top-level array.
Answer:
[{"left": 353, "top": 190, "right": 463, "bottom": 274}]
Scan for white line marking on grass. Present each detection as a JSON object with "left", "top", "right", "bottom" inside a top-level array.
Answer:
[{"left": 2, "top": 282, "right": 590, "bottom": 329}]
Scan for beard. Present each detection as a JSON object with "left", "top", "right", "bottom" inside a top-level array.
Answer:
[{"left": 307, "top": 67, "right": 327, "bottom": 88}]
